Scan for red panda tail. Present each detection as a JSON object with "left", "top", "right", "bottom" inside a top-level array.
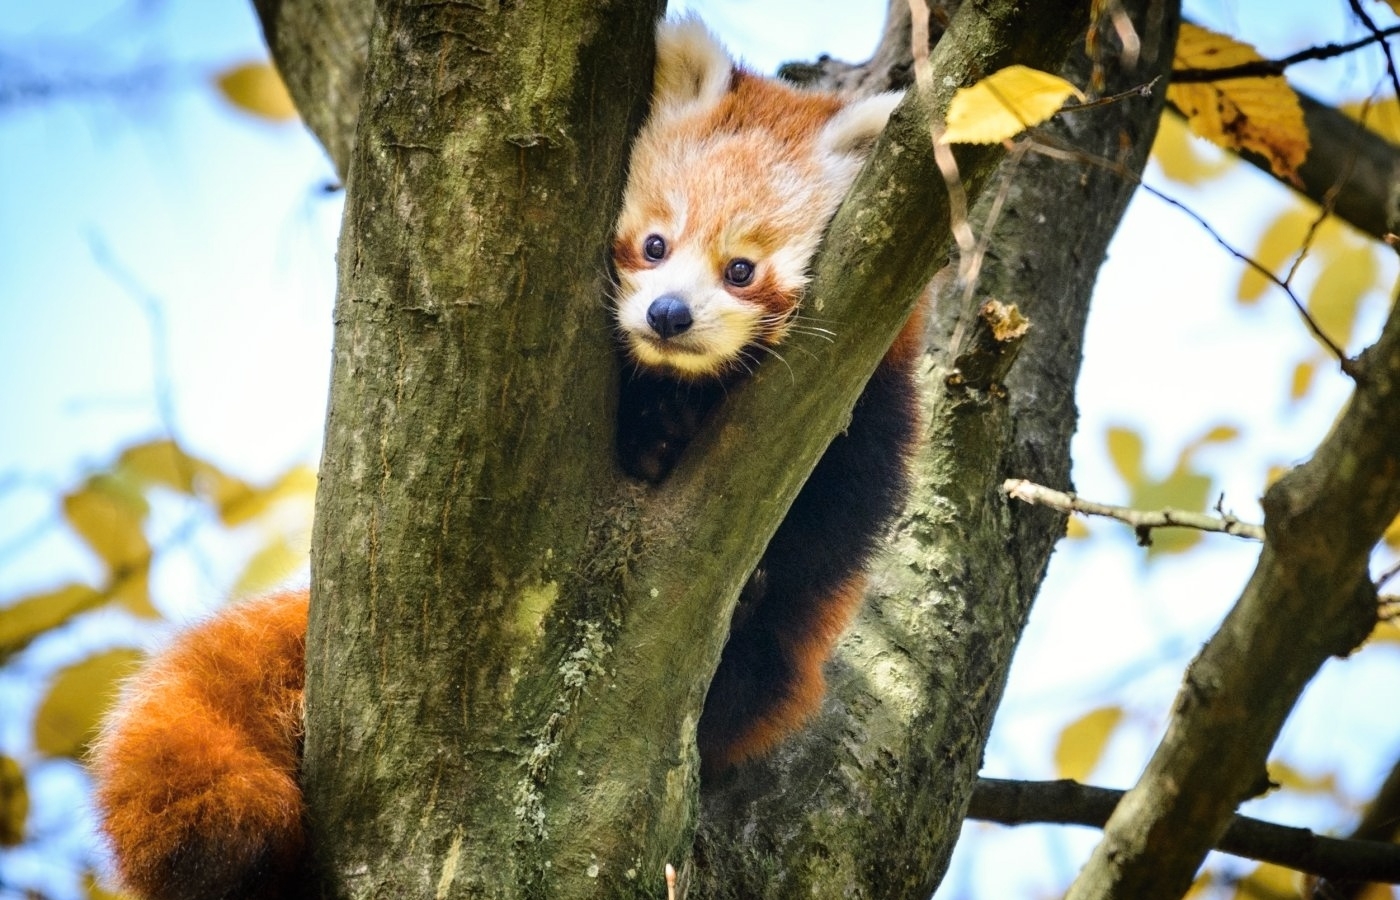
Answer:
[{"left": 90, "top": 590, "right": 312, "bottom": 900}]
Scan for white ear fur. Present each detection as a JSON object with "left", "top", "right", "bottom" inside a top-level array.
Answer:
[
  {"left": 820, "top": 91, "right": 905, "bottom": 157},
  {"left": 653, "top": 16, "right": 735, "bottom": 112}
]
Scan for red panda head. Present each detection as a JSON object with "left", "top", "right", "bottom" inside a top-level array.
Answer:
[{"left": 612, "top": 18, "right": 903, "bottom": 381}]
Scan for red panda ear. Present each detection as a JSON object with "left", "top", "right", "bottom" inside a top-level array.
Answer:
[
  {"left": 820, "top": 92, "right": 905, "bottom": 159},
  {"left": 653, "top": 16, "right": 735, "bottom": 113}
]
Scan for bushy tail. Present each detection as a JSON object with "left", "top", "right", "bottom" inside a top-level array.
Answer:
[{"left": 90, "top": 590, "right": 312, "bottom": 900}]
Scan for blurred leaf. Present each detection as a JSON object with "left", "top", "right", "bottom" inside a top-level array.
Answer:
[
  {"left": 215, "top": 61, "right": 298, "bottom": 122},
  {"left": 84, "top": 872, "right": 130, "bottom": 900},
  {"left": 1192, "top": 424, "right": 1241, "bottom": 447},
  {"left": 111, "top": 567, "right": 160, "bottom": 620},
  {"left": 1269, "top": 760, "right": 1338, "bottom": 795},
  {"left": 0, "top": 583, "right": 106, "bottom": 662},
  {"left": 1238, "top": 208, "right": 1312, "bottom": 304},
  {"left": 1182, "top": 873, "right": 1215, "bottom": 899},
  {"left": 1168, "top": 23, "right": 1309, "bottom": 182},
  {"left": 34, "top": 648, "right": 143, "bottom": 759},
  {"left": 1152, "top": 112, "right": 1234, "bottom": 183},
  {"left": 62, "top": 475, "right": 151, "bottom": 575},
  {"left": 1065, "top": 516, "right": 1091, "bottom": 539},
  {"left": 1130, "top": 464, "right": 1212, "bottom": 557},
  {"left": 230, "top": 534, "right": 305, "bottom": 600},
  {"left": 1309, "top": 241, "right": 1377, "bottom": 351},
  {"left": 942, "top": 65, "right": 1083, "bottom": 144},
  {"left": 1106, "top": 426, "right": 1145, "bottom": 485},
  {"left": 1265, "top": 464, "right": 1290, "bottom": 488},
  {"left": 1368, "top": 618, "right": 1400, "bottom": 646},
  {"left": 217, "top": 464, "right": 314, "bottom": 526},
  {"left": 1290, "top": 359, "right": 1317, "bottom": 403},
  {"left": 1342, "top": 95, "right": 1400, "bottom": 144},
  {"left": 1356, "top": 883, "right": 1399, "bottom": 900},
  {"left": 117, "top": 438, "right": 202, "bottom": 494},
  {"left": 1385, "top": 513, "right": 1400, "bottom": 548},
  {"left": 0, "top": 755, "right": 25, "bottom": 846},
  {"left": 1233, "top": 862, "right": 1299, "bottom": 899},
  {"left": 1054, "top": 706, "right": 1123, "bottom": 782}
]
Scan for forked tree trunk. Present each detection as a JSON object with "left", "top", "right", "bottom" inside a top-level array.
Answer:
[{"left": 250, "top": 0, "right": 1176, "bottom": 896}]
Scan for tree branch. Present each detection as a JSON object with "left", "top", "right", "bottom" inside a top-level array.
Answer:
[
  {"left": 1003, "top": 478, "right": 1265, "bottom": 543},
  {"left": 969, "top": 778, "right": 1400, "bottom": 884},
  {"left": 1065, "top": 245, "right": 1400, "bottom": 900},
  {"left": 1171, "top": 25, "right": 1400, "bottom": 84},
  {"left": 690, "top": 0, "right": 1175, "bottom": 895}
]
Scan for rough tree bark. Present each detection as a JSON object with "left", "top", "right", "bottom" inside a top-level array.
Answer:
[{"left": 240, "top": 0, "right": 1397, "bottom": 897}]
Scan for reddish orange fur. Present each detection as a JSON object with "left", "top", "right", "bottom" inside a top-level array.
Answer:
[
  {"left": 703, "top": 574, "right": 871, "bottom": 771},
  {"left": 91, "top": 591, "right": 310, "bottom": 900}
]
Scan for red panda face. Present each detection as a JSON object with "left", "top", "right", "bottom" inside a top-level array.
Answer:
[{"left": 612, "top": 18, "right": 903, "bottom": 381}]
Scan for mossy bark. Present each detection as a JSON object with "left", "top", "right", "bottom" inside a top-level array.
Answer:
[
  {"left": 256, "top": 0, "right": 1166, "bottom": 898},
  {"left": 303, "top": 3, "right": 671, "bottom": 897}
]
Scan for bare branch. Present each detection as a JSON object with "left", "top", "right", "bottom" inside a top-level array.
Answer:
[
  {"left": 1003, "top": 478, "right": 1264, "bottom": 543},
  {"left": 969, "top": 778, "right": 1400, "bottom": 884},
  {"left": 1065, "top": 245, "right": 1400, "bottom": 900}
]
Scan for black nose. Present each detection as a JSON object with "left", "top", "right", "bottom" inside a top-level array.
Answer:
[{"left": 646, "top": 295, "right": 693, "bottom": 339}]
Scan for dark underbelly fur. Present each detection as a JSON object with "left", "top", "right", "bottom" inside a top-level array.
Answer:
[{"left": 617, "top": 350, "right": 918, "bottom": 773}]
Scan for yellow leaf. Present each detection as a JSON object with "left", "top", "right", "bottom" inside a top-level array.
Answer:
[
  {"left": 84, "top": 872, "right": 129, "bottom": 900},
  {"left": 34, "top": 648, "right": 143, "bottom": 758},
  {"left": 1106, "top": 426, "right": 1145, "bottom": 485},
  {"left": 1238, "top": 208, "right": 1314, "bottom": 304},
  {"left": 1168, "top": 23, "right": 1309, "bottom": 183},
  {"left": 1385, "top": 512, "right": 1400, "bottom": 548},
  {"left": 1152, "top": 111, "right": 1234, "bottom": 184},
  {"left": 1343, "top": 95, "right": 1400, "bottom": 145},
  {"left": 1384, "top": 0, "right": 1400, "bottom": 20},
  {"left": 1195, "top": 424, "right": 1240, "bottom": 446},
  {"left": 1054, "top": 706, "right": 1123, "bottom": 781},
  {"left": 0, "top": 584, "right": 106, "bottom": 662},
  {"left": 1268, "top": 760, "right": 1338, "bottom": 795},
  {"left": 63, "top": 476, "right": 151, "bottom": 575},
  {"left": 111, "top": 566, "right": 160, "bottom": 620},
  {"left": 217, "top": 464, "right": 314, "bottom": 526},
  {"left": 1309, "top": 241, "right": 1377, "bottom": 350},
  {"left": 1369, "top": 618, "right": 1400, "bottom": 646},
  {"left": 1356, "top": 883, "right": 1398, "bottom": 900},
  {"left": 1234, "top": 862, "right": 1299, "bottom": 899},
  {"left": 942, "top": 65, "right": 1084, "bottom": 144},
  {"left": 1065, "top": 516, "right": 1091, "bottom": 539},
  {"left": 1290, "top": 359, "right": 1317, "bottom": 402},
  {"left": 0, "top": 755, "right": 25, "bottom": 846},
  {"left": 230, "top": 535, "right": 307, "bottom": 601},
  {"left": 117, "top": 438, "right": 202, "bottom": 493},
  {"left": 215, "top": 61, "right": 298, "bottom": 122}
]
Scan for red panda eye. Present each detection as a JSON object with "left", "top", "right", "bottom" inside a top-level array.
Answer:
[
  {"left": 723, "top": 258, "right": 755, "bottom": 287},
  {"left": 643, "top": 234, "right": 667, "bottom": 262}
]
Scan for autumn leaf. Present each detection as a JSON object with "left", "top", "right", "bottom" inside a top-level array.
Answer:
[
  {"left": 942, "top": 65, "right": 1084, "bottom": 144},
  {"left": 1168, "top": 23, "right": 1309, "bottom": 183},
  {"left": 0, "top": 584, "right": 106, "bottom": 663},
  {"left": 1053, "top": 706, "right": 1123, "bottom": 782},
  {"left": 34, "top": 649, "right": 143, "bottom": 758},
  {"left": 216, "top": 61, "right": 298, "bottom": 123},
  {"left": 0, "top": 756, "right": 25, "bottom": 846},
  {"left": 1152, "top": 112, "right": 1234, "bottom": 184}
]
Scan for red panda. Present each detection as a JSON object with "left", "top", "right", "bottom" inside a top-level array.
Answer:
[
  {"left": 89, "top": 18, "right": 922, "bottom": 900},
  {"left": 612, "top": 18, "right": 922, "bottom": 773}
]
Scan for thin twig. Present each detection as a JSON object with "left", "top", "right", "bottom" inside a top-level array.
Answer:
[
  {"left": 1002, "top": 477, "right": 1264, "bottom": 543},
  {"left": 1346, "top": 0, "right": 1400, "bottom": 112},
  {"left": 1171, "top": 24, "right": 1400, "bottom": 84},
  {"left": 1016, "top": 128, "right": 1356, "bottom": 372}
]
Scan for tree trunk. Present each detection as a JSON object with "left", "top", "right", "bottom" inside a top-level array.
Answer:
[
  {"left": 691, "top": 1, "right": 1178, "bottom": 896},
  {"left": 272, "top": 0, "right": 1174, "bottom": 897}
]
